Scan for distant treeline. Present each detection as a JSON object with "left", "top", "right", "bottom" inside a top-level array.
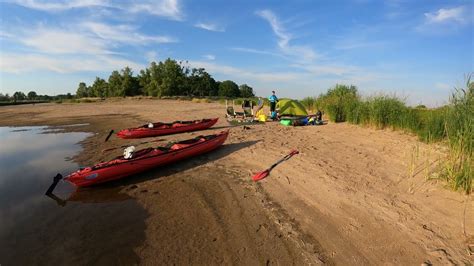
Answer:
[
  {"left": 76, "top": 58, "right": 255, "bottom": 98},
  {"left": 0, "top": 91, "right": 73, "bottom": 102}
]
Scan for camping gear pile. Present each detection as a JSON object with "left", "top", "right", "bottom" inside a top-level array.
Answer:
[
  {"left": 277, "top": 99, "right": 325, "bottom": 126},
  {"left": 223, "top": 98, "right": 325, "bottom": 126},
  {"left": 225, "top": 99, "right": 260, "bottom": 124}
]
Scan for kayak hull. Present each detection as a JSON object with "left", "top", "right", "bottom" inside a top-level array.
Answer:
[
  {"left": 65, "top": 131, "right": 228, "bottom": 187},
  {"left": 117, "top": 118, "right": 218, "bottom": 139}
]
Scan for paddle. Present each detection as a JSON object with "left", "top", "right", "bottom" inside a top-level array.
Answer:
[
  {"left": 104, "top": 129, "right": 114, "bottom": 142},
  {"left": 45, "top": 173, "right": 63, "bottom": 195},
  {"left": 252, "top": 150, "right": 299, "bottom": 182}
]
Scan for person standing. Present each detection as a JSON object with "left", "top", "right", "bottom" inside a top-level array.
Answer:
[{"left": 268, "top": 90, "right": 278, "bottom": 119}]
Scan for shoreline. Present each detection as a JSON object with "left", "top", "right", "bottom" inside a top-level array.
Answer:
[{"left": 0, "top": 99, "right": 471, "bottom": 264}]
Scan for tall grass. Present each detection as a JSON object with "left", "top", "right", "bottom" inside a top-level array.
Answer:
[
  {"left": 442, "top": 77, "right": 473, "bottom": 193},
  {"left": 346, "top": 96, "right": 408, "bottom": 129},
  {"left": 301, "top": 96, "right": 316, "bottom": 113},
  {"left": 416, "top": 108, "right": 447, "bottom": 142},
  {"left": 315, "top": 84, "right": 358, "bottom": 122},
  {"left": 301, "top": 79, "right": 473, "bottom": 193}
]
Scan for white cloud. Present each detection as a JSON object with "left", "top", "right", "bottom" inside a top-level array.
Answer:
[
  {"left": 291, "top": 63, "right": 361, "bottom": 76},
  {"left": 145, "top": 51, "right": 158, "bottom": 62},
  {"left": 417, "top": 5, "right": 472, "bottom": 33},
  {"left": 0, "top": 21, "right": 173, "bottom": 73},
  {"left": 188, "top": 60, "right": 302, "bottom": 82},
  {"left": 21, "top": 27, "right": 109, "bottom": 55},
  {"left": 127, "top": 0, "right": 182, "bottom": 20},
  {"left": 7, "top": 22, "right": 177, "bottom": 56},
  {"left": 434, "top": 82, "right": 451, "bottom": 90},
  {"left": 0, "top": 30, "right": 15, "bottom": 38},
  {"left": 424, "top": 6, "right": 468, "bottom": 24},
  {"left": 335, "top": 40, "right": 386, "bottom": 50},
  {"left": 256, "top": 9, "right": 317, "bottom": 62},
  {"left": 81, "top": 22, "right": 177, "bottom": 44},
  {"left": 10, "top": 0, "right": 109, "bottom": 11},
  {"left": 9, "top": 0, "right": 184, "bottom": 20},
  {"left": 194, "top": 22, "right": 225, "bottom": 32},
  {"left": 230, "top": 47, "right": 285, "bottom": 58},
  {"left": 203, "top": 54, "right": 215, "bottom": 60},
  {"left": 0, "top": 52, "right": 144, "bottom": 73}
]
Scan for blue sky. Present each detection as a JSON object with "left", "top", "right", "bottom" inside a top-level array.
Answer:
[{"left": 0, "top": 0, "right": 472, "bottom": 106}]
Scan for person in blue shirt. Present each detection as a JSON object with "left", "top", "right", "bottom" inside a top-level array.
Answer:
[{"left": 268, "top": 90, "right": 278, "bottom": 119}]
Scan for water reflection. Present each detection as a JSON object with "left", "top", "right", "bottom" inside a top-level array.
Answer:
[{"left": 0, "top": 126, "right": 146, "bottom": 265}]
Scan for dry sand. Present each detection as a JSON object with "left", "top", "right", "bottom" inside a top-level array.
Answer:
[{"left": 0, "top": 98, "right": 472, "bottom": 265}]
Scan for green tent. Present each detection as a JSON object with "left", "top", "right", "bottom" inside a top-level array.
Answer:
[{"left": 276, "top": 99, "right": 308, "bottom": 116}]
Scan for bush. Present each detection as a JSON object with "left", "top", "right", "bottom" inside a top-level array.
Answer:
[{"left": 319, "top": 84, "right": 359, "bottom": 122}]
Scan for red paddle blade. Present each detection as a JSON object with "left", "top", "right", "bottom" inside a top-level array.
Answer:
[
  {"left": 252, "top": 170, "right": 270, "bottom": 182},
  {"left": 289, "top": 149, "right": 299, "bottom": 156}
]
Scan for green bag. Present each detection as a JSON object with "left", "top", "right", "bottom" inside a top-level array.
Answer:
[{"left": 280, "top": 119, "right": 292, "bottom": 126}]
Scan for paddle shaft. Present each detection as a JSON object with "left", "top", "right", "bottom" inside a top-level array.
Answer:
[
  {"left": 253, "top": 150, "right": 299, "bottom": 181},
  {"left": 104, "top": 129, "right": 114, "bottom": 142},
  {"left": 45, "top": 173, "right": 63, "bottom": 195},
  {"left": 267, "top": 152, "right": 296, "bottom": 172}
]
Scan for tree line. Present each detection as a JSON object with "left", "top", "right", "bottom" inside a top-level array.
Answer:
[
  {"left": 0, "top": 91, "right": 73, "bottom": 102},
  {"left": 76, "top": 58, "right": 255, "bottom": 98}
]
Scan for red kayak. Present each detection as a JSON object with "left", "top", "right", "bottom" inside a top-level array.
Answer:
[
  {"left": 65, "top": 130, "right": 228, "bottom": 187},
  {"left": 117, "top": 118, "right": 218, "bottom": 139}
]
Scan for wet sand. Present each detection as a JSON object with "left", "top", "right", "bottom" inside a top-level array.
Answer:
[{"left": 0, "top": 98, "right": 472, "bottom": 265}]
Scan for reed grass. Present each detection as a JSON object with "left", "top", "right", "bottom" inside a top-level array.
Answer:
[
  {"left": 441, "top": 77, "right": 473, "bottom": 193},
  {"left": 300, "top": 78, "right": 473, "bottom": 193}
]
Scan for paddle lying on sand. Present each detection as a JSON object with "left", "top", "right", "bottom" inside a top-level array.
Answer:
[{"left": 252, "top": 150, "right": 299, "bottom": 182}]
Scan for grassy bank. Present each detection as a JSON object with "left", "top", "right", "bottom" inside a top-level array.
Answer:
[{"left": 301, "top": 81, "right": 473, "bottom": 193}]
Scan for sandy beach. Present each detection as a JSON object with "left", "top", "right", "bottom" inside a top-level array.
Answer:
[{"left": 0, "top": 98, "right": 472, "bottom": 265}]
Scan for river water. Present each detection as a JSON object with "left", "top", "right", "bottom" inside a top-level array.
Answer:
[{"left": 0, "top": 126, "right": 147, "bottom": 265}]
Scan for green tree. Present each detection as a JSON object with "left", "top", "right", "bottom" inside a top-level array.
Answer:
[
  {"left": 13, "top": 91, "right": 26, "bottom": 102},
  {"left": 239, "top": 84, "right": 254, "bottom": 98},
  {"left": 108, "top": 71, "right": 122, "bottom": 96},
  {"left": 90, "top": 77, "right": 108, "bottom": 98},
  {"left": 212, "top": 81, "right": 221, "bottom": 96},
  {"left": 27, "top": 91, "right": 37, "bottom": 100},
  {"left": 321, "top": 84, "right": 359, "bottom": 122},
  {"left": 76, "top": 82, "right": 89, "bottom": 98},
  {"left": 0, "top": 93, "right": 10, "bottom": 101},
  {"left": 120, "top": 67, "right": 140, "bottom": 96},
  {"left": 218, "top": 80, "right": 240, "bottom": 97},
  {"left": 138, "top": 68, "right": 152, "bottom": 96},
  {"left": 138, "top": 61, "right": 167, "bottom": 96},
  {"left": 189, "top": 68, "right": 216, "bottom": 96},
  {"left": 159, "top": 58, "right": 186, "bottom": 96}
]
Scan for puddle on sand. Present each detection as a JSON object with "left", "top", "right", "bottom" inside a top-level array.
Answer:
[{"left": 0, "top": 126, "right": 147, "bottom": 265}]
